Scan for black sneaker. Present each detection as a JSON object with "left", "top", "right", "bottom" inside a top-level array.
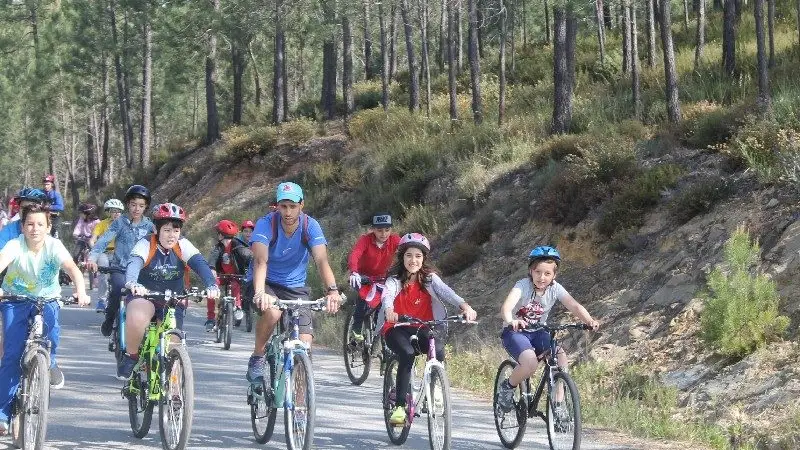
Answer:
[
  {"left": 116, "top": 354, "right": 138, "bottom": 380},
  {"left": 101, "top": 320, "right": 114, "bottom": 337},
  {"left": 50, "top": 365, "right": 65, "bottom": 389}
]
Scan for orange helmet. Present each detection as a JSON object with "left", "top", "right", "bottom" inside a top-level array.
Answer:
[{"left": 215, "top": 219, "right": 239, "bottom": 237}]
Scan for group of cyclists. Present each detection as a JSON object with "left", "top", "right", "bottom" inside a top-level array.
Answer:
[{"left": 0, "top": 176, "right": 601, "bottom": 448}]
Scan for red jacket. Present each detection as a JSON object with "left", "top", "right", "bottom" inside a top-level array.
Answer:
[{"left": 348, "top": 233, "right": 400, "bottom": 278}]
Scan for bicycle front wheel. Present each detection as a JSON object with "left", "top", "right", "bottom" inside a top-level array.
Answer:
[
  {"left": 426, "top": 364, "right": 452, "bottom": 450},
  {"left": 19, "top": 351, "right": 50, "bottom": 450},
  {"left": 223, "top": 303, "right": 234, "bottom": 350},
  {"left": 250, "top": 377, "right": 277, "bottom": 444},
  {"left": 382, "top": 356, "right": 410, "bottom": 445},
  {"left": 342, "top": 310, "right": 370, "bottom": 385},
  {"left": 127, "top": 369, "right": 154, "bottom": 438},
  {"left": 493, "top": 359, "right": 529, "bottom": 448},
  {"left": 284, "top": 352, "right": 315, "bottom": 450},
  {"left": 546, "top": 371, "right": 581, "bottom": 450},
  {"left": 159, "top": 345, "right": 194, "bottom": 450}
]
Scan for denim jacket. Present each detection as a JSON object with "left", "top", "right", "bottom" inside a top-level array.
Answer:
[
  {"left": 89, "top": 215, "right": 154, "bottom": 267},
  {"left": 376, "top": 273, "right": 465, "bottom": 331}
]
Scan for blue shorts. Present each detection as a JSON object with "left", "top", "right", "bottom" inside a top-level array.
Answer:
[
  {"left": 500, "top": 326, "right": 552, "bottom": 361},
  {"left": 125, "top": 294, "right": 186, "bottom": 330}
]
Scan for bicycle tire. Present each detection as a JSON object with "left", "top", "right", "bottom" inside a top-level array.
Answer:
[
  {"left": 382, "top": 356, "right": 411, "bottom": 445},
  {"left": 250, "top": 375, "right": 277, "bottom": 444},
  {"left": 546, "top": 371, "right": 581, "bottom": 450},
  {"left": 426, "top": 364, "right": 452, "bottom": 450},
  {"left": 214, "top": 306, "right": 223, "bottom": 344},
  {"left": 342, "top": 310, "right": 370, "bottom": 385},
  {"left": 223, "top": 302, "right": 233, "bottom": 350},
  {"left": 19, "top": 351, "right": 50, "bottom": 450},
  {"left": 159, "top": 345, "right": 194, "bottom": 450},
  {"left": 493, "top": 359, "right": 529, "bottom": 449},
  {"left": 128, "top": 371, "right": 154, "bottom": 438},
  {"left": 284, "top": 352, "right": 315, "bottom": 450},
  {"left": 245, "top": 309, "right": 253, "bottom": 333}
]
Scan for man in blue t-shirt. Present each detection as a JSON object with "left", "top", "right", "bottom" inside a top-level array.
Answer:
[
  {"left": 245, "top": 182, "right": 342, "bottom": 382},
  {"left": 43, "top": 175, "right": 64, "bottom": 238}
]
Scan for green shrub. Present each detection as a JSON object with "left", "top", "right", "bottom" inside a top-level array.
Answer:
[
  {"left": 353, "top": 80, "right": 383, "bottom": 111},
  {"left": 222, "top": 126, "right": 278, "bottom": 160},
  {"left": 438, "top": 242, "right": 480, "bottom": 275},
  {"left": 597, "top": 164, "right": 683, "bottom": 236},
  {"left": 400, "top": 204, "right": 448, "bottom": 238},
  {"left": 348, "top": 106, "right": 425, "bottom": 143},
  {"left": 701, "top": 226, "right": 789, "bottom": 357},
  {"left": 280, "top": 117, "right": 316, "bottom": 147},
  {"left": 670, "top": 179, "right": 733, "bottom": 225},
  {"left": 684, "top": 105, "right": 746, "bottom": 149},
  {"left": 533, "top": 135, "right": 587, "bottom": 168}
]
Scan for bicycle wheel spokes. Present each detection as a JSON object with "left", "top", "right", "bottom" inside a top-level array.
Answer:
[
  {"left": 159, "top": 346, "right": 194, "bottom": 450},
  {"left": 284, "top": 352, "right": 315, "bottom": 450},
  {"left": 546, "top": 371, "right": 581, "bottom": 450},
  {"left": 342, "top": 311, "right": 370, "bottom": 385},
  {"left": 426, "top": 365, "right": 452, "bottom": 450},
  {"left": 127, "top": 371, "right": 154, "bottom": 438},
  {"left": 21, "top": 352, "right": 50, "bottom": 450},
  {"left": 382, "top": 357, "right": 410, "bottom": 445},
  {"left": 249, "top": 378, "right": 276, "bottom": 444},
  {"left": 493, "top": 359, "right": 529, "bottom": 449}
]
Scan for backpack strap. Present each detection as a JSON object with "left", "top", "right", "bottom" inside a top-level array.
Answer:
[
  {"left": 144, "top": 234, "right": 191, "bottom": 288},
  {"left": 269, "top": 212, "right": 313, "bottom": 253}
]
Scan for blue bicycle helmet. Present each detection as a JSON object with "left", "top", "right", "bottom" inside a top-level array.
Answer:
[
  {"left": 16, "top": 187, "right": 47, "bottom": 204},
  {"left": 528, "top": 246, "right": 561, "bottom": 266}
]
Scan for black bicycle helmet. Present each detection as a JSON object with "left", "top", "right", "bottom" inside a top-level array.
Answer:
[
  {"left": 124, "top": 185, "right": 151, "bottom": 205},
  {"left": 16, "top": 187, "right": 48, "bottom": 204},
  {"left": 79, "top": 203, "right": 97, "bottom": 214}
]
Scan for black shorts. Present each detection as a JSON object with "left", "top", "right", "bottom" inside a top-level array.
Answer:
[{"left": 258, "top": 282, "right": 314, "bottom": 336}]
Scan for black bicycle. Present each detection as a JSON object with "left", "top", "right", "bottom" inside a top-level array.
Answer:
[
  {"left": 1, "top": 296, "right": 57, "bottom": 450},
  {"left": 215, "top": 274, "right": 244, "bottom": 350},
  {"left": 98, "top": 266, "right": 127, "bottom": 367},
  {"left": 492, "top": 322, "right": 590, "bottom": 450},
  {"left": 342, "top": 276, "right": 390, "bottom": 385}
]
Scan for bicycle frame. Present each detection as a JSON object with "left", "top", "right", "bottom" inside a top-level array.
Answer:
[
  {"left": 404, "top": 333, "right": 444, "bottom": 424},
  {"left": 265, "top": 307, "right": 310, "bottom": 409}
]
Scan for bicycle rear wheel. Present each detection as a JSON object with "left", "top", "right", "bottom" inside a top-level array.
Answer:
[
  {"left": 19, "top": 351, "right": 50, "bottom": 450},
  {"left": 342, "top": 310, "right": 370, "bottom": 385},
  {"left": 382, "top": 357, "right": 410, "bottom": 445},
  {"left": 214, "top": 310, "right": 223, "bottom": 344},
  {"left": 546, "top": 371, "right": 581, "bottom": 450},
  {"left": 159, "top": 345, "right": 194, "bottom": 450},
  {"left": 493, "top": 359, "right": 529, "bottom": 449},
  {"left": 249, "top": 375, "right": 277, "bottom": 444},
  {"left": 127, "top": 369, "right": 154, "bottom": 438},
  {"left": 426, "top": 364, "right": 452, "bottom": 450},
  {"left": 284, "top": 352, "right": 315, "bottom": 450},
  {"left": 223, "top": 302, "right": 233, "bottom": 350}
]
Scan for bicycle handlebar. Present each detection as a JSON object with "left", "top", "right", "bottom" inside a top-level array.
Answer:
[
  {"left": 359, "top": 276, "right": 386, "bottom": 285},
  {"left": 273, "top": 297, "right": 340, "bottom": 311},
  {"left": 97, "top": 266, "right": 126, "bottom": 274},
  {"left": 217, "top": 274, "right": 245, "bottom": 280},
  {"left": 522, "top": 322, "right": 591, "bottom": 333},
  {"left": 395, "top": 314, "right": 479, "bottom": 327},
  {"left": 0, "top": 295, "right": 60, "bottom": 304},
  {"left": 122, "top": 288, "right": 196, "bottom": 301}
]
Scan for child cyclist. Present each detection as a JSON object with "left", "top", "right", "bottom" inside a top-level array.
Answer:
[
  {"left": 72, "top": 203, "right": 99, "bottom": 264},
  {"left": 207, "top": 220, "right": 252, "bottom": 330},
  {"left": 118, "top": 203, "right": 219, "bottom": 379},
  {"left": 0, "top": 204, "right": 91, "bottom": 431},
  {"left": 87, "top": 185, "right": 155, "bottom": 337},
  {"left": 379, "top": 233, "right": 477, "bottom": 425},
  {"left": 240, "top": 220, "right": 255, "bottom": 243},
  {"left": 347, "top": 212, "right": 400, "bottom": 343},
  {"left": 495, "top": 246, "right": 599, "bottom": 414},
  {"left": 89, "top": 199, "right": 124, "bottom": 312}
]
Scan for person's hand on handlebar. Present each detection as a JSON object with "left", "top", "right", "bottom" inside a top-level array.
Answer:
[
  {"left": 126, "top": 283, "right": 148, "bottom": 297},
  {"left": 509, "top": 318, "right": 529, "bottom": 331},
  {"left": 253, "top": 291, "right": 278, "bottom": 311},
  {"left": 348, "top": 272, "right": 361, "bottom": 289},
  {"left": 75, "top": 292, "right": 91, "bottom": 307},
  {"left": 586, "top": 319, "right": 600, "bottom": 331},
  {"left": 385, "top": 307, "right": 399, "bottom": 323},
  {"left": 325, "top": 289, "right": 342, "bottom": 314},
  {"left": 85, "top": 261, "right": 98, "bottom": 273},
  {"left": 205, "top": 286, "right": 220, "bottom": 300},
  {"left": 460, "top": 303, "right": 478, "bottom": 322}
]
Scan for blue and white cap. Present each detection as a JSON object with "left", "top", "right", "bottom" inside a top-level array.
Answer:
[
  {"left": 372, "top": 213, "right": 392, "bottom": 228},
  {"left": 276, "top": 182, "right": 304, "bottom": 203}
]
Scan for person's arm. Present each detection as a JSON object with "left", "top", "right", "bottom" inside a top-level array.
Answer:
[
  {"left": 125, "top": 256, "right": 145, "bottom": 288},
  {"left": 429, "top": 274, "right": 476, "bottom": 321},
  {"left": 62, "top": 259, "right": 89, "bottom": 305},
  {"left": 382, "top": 277, "right": 400, "bottom": 322},
  {"left": 310, "top": 244, "right": 341, "bottom": 313},
  {"left": 207, "top": 243, "right": 221, "bottom": 271},
  {"left": 251, "top": 241, "right": 270, "bottom": 308},
  {"left": 0, "top": 239, "right": 21, "bottom": 274},
  {"left": 51, "top": 192, "right": 65, "bottom": 212},
  {"left": 559, "top": 294, "right": 600, "bottom": 331},
  {"left": 347, "top": 235, "right": 368, "bottom": 274},
  {"left": 187, "top": 254, "right": 218, "bottom": 289},
  {"left": 501, "top": 285, "right": 527, "bottom": 331}
]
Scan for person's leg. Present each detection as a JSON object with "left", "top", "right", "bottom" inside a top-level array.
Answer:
[
  {"left": 0, "top": 302, "right": 32, "bottom": 426},
  {"left": 124, "top": 299, "right": 156, "bottom": 353},
  {"left": 96, "top": 253, "right": 110, "bottom": 310},
  {"left": 102, "top": 271, "right": 125, "bottom": 336},
  {"left": 351, "top": 297, "right": 368, "bottom": 338},
  {"left": 43, "top": 301, "right": 60, "bottom": 368},
  {"left": 384, "top": 327, "right": 416, "bottom": 408}
]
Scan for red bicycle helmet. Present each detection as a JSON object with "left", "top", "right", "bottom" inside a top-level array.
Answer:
[
  {"left": 43, "top": 174, "right": 56, "bottom": 183},
  {"left": 216, "top": 219, "right": 239, "bottom": 237},
  {"left": 241, "top": 220, "right": 255, "bottom": 230},
  {"left": 153, "top": 203, "right": 186, "bottom": 222}
]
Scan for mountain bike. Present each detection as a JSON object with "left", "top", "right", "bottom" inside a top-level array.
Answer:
[
  {"left": 1, "top": 295, "right": 57, "bottom": 450},
  {"left": 492, "top": 322, "right": 590, "bottom": 450},
  {"left": 342, "top": 276, "right": 390, "bottom": 385},
  {"left": 75, "top": 243, "right": 95, "bottom": 290},
  {"left": 248, "top": 297, "right": 337, "bottom": 449},
  {"left": 215, "top": 274, "right": 244, "bottom": 350},
  {"left": 122, "top": 290, "right": 195, "bottom": 450},
  {"left": 97, "top": 266, "right": 127, "bottom": 367},
  {"left": 383, "top": 315, "right": 477, "bottom": 450}
]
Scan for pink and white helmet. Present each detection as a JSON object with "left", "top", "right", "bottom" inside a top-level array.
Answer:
[{"left": 398, "top": 232, "right": 430, "bottom": 253}]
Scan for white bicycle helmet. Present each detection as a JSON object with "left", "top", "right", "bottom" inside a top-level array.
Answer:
[
  {"left": 398, "top": 232, "right": 431, "bottom": 253},
  {"left": 104, "top": 199, "right": 124, "bottom": 211}
]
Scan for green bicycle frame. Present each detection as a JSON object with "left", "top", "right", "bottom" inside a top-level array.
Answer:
[
  {"left": 128, "top": 307, "right": 180, "bottom": 401},
  {"left": 264, "top": 312, "right": 309, "bottom": 409}
]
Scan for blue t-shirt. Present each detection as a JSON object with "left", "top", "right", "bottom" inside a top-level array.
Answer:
[
  {"left": 0, "top": 221, "right": 22, "bottom": 250},
  {"left": 249, "top": 213, "right": 327, "bottom": 288},
  {"left": 45, "top": 190, "right": 64, "bottom": 212}
]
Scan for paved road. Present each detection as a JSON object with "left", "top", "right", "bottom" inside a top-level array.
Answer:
[{"left": 3, "top": 299, "right": 685, "bottom": 450}]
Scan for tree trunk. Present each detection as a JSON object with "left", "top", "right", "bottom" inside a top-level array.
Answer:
[
  {"left": 282, "top": 36, "right": 289, "bottom": 121},
  {"left": 477, "top": 0, "right": 485, "bottom": 58},
  {"left": 273, "top": 0, "right": 286, "bottom": 125},
  {"left": 439, "top": 0, "right": 447, "bottom": 72},
  {"left": 544, "top": 0, "right": 551, "bottom": 44},
  {"left": 694, "top": 0, "right": 705, "bottom": 68},
  {"left": 122, "top": 11, "right": 135, "bottom": 155},
  {"left": 139, "top": 7, "right": 152, "bottom": 168},
  {"left": 380, "top": 0, "right": 390, "bottom": 110},
  {"left": 604, "top": 1, "right": 613, "bottom": 28},
  {"left": 400, "top": 0, "right": 420, "bottom": 111},
  {"left": 522, "top": 0, "right": 528, "bottom": 46},
  {"left": 683, "top": 0, "right": 690, "bottom": 30},
  {"left": 551, "top": 5, "right": 571, "bottom": 134},
  {"left": 754, "top": 0, "right": 772, "bottom": 109},
  {"left": 108, "top": 0, "right": 133, "bottom": 169},
  {"left": 566, "top": 10, "right": 577, "bottom": 88},
  {"left": 767, "top": 0, "right": 775, "bottom": 67},
  {"left": 321, "top": 41, "right": 338, "bottom": 119},
  {"left": 659, "top": 0, "right": 682, "bottom": 122},
  {"left": 796, "top": 0, "right": 800, "bottom": 53},
  {"left": 456, "top": 0, "right": 464, "bottom": 75},
  {"left": 647, "top": 0, "right": 656, "bottom": 66},
  {"left": 467, "top": 0, "right": 483, "bottom": 124},
  {"left": 205, "top": 0, "right": 221, "bottom": 144},
  {"left": 723, "top": 0, "right": 736, "bottom": 76},
  {"left": 232, "top": 43, "right": 247, "bottom": 124},
  {"left": 343, "top": 15, "right": 355, "bottom": 116},
  {"left": 499, "top": 0, "right": 507, "bottom": 125},
  {"left": 101, "top": 57, "right": 110, "bottom": 186},
  {"left": 596, "top": 0, "right": 606, "bottom": 64},
  {"left": 447, "top": 0, "right": 458, "bottom": 121},
  {"left": 631, "top": 2, "right": 641, "bottom": 119},
  {"left": 249, "top": 43, "right": 262, "bottom": 108},
  {"left": 389, "top": 3, "right": 398, "bottom": 79},
  {"left": 86, "top": 119, "right": 97, "bottom": 192},
  {"left": 622, "top": 0, "right": 632, "bottom": 73},
  {"left": 420, "top": 0, "right": 433, "bottom": 116},
  {"left": 364, "top": 0, "right": 374, "bottom": 80}
]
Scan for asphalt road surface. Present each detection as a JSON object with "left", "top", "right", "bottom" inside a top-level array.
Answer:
[{"left": 4, "top": 296, "right": 694, "bottom": 450}]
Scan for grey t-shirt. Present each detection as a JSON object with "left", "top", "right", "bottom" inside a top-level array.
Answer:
[{"left": 510, "top": 279, "right": 569, "bottom": 325}]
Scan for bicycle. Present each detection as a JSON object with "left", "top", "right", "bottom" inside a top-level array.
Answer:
[
  {"left": 342, "top": 276, "right": 390, "bottom": 385},
  {"left": 0, "top": 295, "right": 57, "bottom": 450},
  {"left": 75, "top": 244, "right": 95, "bottom": 290},
  {"left": 122, "top": 289, "right": 195, "bottom": 450},
  {"left": 492, "top": 322, "right": 590, "bottom": 450},
  {"left": 97, "top": 266, "right": 127, "bottom": 367},
  {"left": 248, "top": 297, "right": 340, "bottom": 449},
  {"left": 215, "top": 274, "right": 245, "bottom": 350},
  {"left": 382, "top": 314, "right": 477, "bottom": 450}
]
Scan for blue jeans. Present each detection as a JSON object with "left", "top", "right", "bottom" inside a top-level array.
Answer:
[
  {"left": 0, "top": 300, "right": 60, "bottom": 421},
  {"left": 104, "top": 271, "right": 126, "bottom": 327}
]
